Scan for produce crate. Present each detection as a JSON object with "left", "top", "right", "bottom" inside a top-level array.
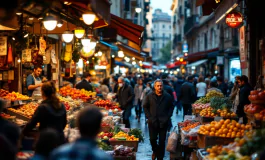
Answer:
[
  {"left": 113, "top": 153, "right": 136, "bottom": 160},
  {"left": 109, "top": 140, "right": 139, "bottom": 152},
  {"left": 198, "top": 115, "right": 214, "bottom": 124},
  {"left": 197, "top": 133, "right": 234, "bottom": 148},
  {"left": 6, "top": 108, "right": 30, "bottom": 121}
]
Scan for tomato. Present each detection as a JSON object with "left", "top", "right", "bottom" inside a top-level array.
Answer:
[
  {"left": 255, "top": 113, "right": 262, "bottom": 120},
  {"left": 250, "top": 90, "right": 259, "bottom": 95},
  {"left": 248, "top": 95, "right": 253, "bottom": 101},
  {"left": 251, "top": 95, "right": 258, "bottom": 101},
  {"left": 258, "top": 92, "right": 265, "bottom": 100}
]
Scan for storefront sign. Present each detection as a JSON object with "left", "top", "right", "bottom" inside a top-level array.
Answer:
[
  {"left": 225, "top": 11, "right": 243, "bottom": 28},
  {"left": 182, "top": 44, "right": 188, "bottom": 53},
  {"left": 217, "top": 56, "right": 224, "bottom": 65},
  {"left": 239, "top": 26, "right": 247, "bottom": 69},
  {"left": 0, "top": 36, "right": 7, "bottom": 56}
]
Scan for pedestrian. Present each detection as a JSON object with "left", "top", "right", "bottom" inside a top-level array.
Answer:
[
  {"left": 31, "top": 128, "right": 60, "bottom": 160},
  {"left": 75, "top": 72, "right": 93, "bottom": 92},
  {"left": 230, "top": 76, "right": 241, "bottom": 101},
  {"left": 179, "top": 76, "right": 196, "bottom": 120},
  {"left": 50, "top": 107, "right": 113, "bottom": 160},
  {"left": 74, "top": 75, "right": 82, "bottom": 87},
  {"left": 217, "top": 77, "right": 228, "bottom": 96},
  {"left": 196, "top": 76, "right": 207, "bottom": 99},
  {"left": 237, "top": 75, "right": 252, "bottom": 124},
  {"left": 143, "top": 79, "right": 174, "bottom": 160},
  {"left": 99, "top": 78, "right": 110, "bottom": 99},
  {"left": 0, "top": 98, "right": 19, "bottom": 159},
  {"left": 22, "top": 81, "right": 67, "bottom": 144},
  {"left": 117, "top": 77, "right": 134, "bottom": 128},
  {"left": 207, "top": 81, "right": 222, "bottom": 93},
  {"left": 134, "top": 78, "right": 145, "bottom": 122},
  {"left": 174, "top": 77, "right": 184, "bottom": 114}
]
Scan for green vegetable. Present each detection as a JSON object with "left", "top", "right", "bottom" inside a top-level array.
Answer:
[
  {"left": 98, "top": 140, "right": 113, "bottom": 151},
  {"left": 128, "top": 128, "right": 144, "bottom": 142}
]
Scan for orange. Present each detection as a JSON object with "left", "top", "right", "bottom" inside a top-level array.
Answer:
[
  {"left": 211, "top": 128, "right": 216, "bottom": 132},
  {"left": 233, "top": 127, "right": 238, "bottom": 132},
  {"left": 223, "top": 128, "right": 228, "bottom": 134},
  {"left": 210, "top": 132, "right": 215, "bottom": 136},
  {"left": 241, "top": 124, "right": 245, "bottom": 130},
  {"left": 236, "top": 123, "right": 241, "bottom": 128},
  {"left": 215, "top": 124, "right": 221, "bottom": 130},
  {"left": 205, "top": 131, "right": 209, "bottom": 135},
  {"left": 219, "top": 119, "right": 224, "bottom": 124},
  {"left": 227, "top": 133, "right": 231, "bottom": 137}
]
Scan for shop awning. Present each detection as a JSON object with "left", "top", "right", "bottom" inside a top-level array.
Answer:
[
  {"left": 116, "top": 41, "right": 144, "bottom": 61},
  {"left": 187, "top": 48, "right": 219, "bottom": 62},
  {"left": 166, "top": 61, "right": 187, "bottom": 69},
  {"left": 207, "top": 50, "right": 220, "bottom": 58},
  {"left": 110, "top": 14, "right": 144, "bottom": 48},
  {"left": 142, "top": 62, "right": 152, "bottom": 69},
  {"left": 186, "top": 59, "right": 208, "bottom": 68},
  {"left": 214, "top": 0, "right": 238, "bottom": 23},
  {"left": 115, "top": 61, "right": 132, "bottom": 68},
  {"left": 196, "top": 0, "right": 220, "bottom": 15}
]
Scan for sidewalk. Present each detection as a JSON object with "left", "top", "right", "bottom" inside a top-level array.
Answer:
[{"left": 130, "top": 108, "right": 183, "bottom": 160}]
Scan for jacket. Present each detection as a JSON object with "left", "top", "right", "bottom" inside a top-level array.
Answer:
[
  {"left": 218, "top": 82, "right": 228, "bottom": 96},
  {"left": 75, "top": 79, "right": 93, "bottom": 92},
  {"left": 237, "top": 83, "right": 252, "bottom": 117},
  {"left": 133, "top": 84, "right": 145, "bottom": 105},
  {"left": 0, "top": 117, "right": 20, "bottom": 147},
  {"left": 179, "top": 82, "right": 196, "bottom": 104},
  {"left": 143, "top": 91, "right": 174, "bottom": 128},
  {"left": 162, "top": 80, "right": 174, "bottom": 98},
  {"left": 117, "top": 83, "right": 134, "bottom": 109},
  {"left": 23, "top": 99, "right": 67, "bottom": 143}
]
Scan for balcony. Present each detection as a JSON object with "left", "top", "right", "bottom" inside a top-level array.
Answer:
[{"left": 184, "top": 15, "right": 199, "bottom": 35}]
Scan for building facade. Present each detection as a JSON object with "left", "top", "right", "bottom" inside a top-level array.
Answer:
[{"left": 151, "top": 9, "right": 172, "bottom": 61}]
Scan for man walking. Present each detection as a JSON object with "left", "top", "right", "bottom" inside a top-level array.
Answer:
[
  {"left": 75, "top": 72, "right": 93, "bottom": 92},
  {"left": 117, "top": 77, "right": 134, "bottom": 128},
  {"left": 179, "top": 76, "right": 196, "bottom": 120},
  {"left": 143, "top": 80, "right": 174, "bottom": 160}
]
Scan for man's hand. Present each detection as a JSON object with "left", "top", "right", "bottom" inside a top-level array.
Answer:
[{"left": 38, "top": 83, "right": 43, "bottom": 87}]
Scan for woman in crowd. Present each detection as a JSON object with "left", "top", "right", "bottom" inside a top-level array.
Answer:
[
  {"left": 99, "top": 78, "right": 110, "bottom": 99},
  {"left": 196, "top": 76, "right": 207, "bottom": 99},
  {"left": 134, "top": 78, "right": 145, "bottom": 122},
  {"left": 22, "top": 81, "right": 67, "bottom": 144}
]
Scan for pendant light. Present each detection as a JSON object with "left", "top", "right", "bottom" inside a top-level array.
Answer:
[
  {"left": 57, "top": 19, "right": 63, "bottom": 27},
  {"left": 89, "top": 39, "right": 97, "bottom": 49},
  {"left": 82, "top": 13, "right": 96, "bottom": 25},
  {"left": 43, "top": 14, "right": 57, "bottom": 31},
  {"left": 62, "top": 17, "right": 73, "bottom": 43},
  {"left": 74, "top": 27, "right": 85, "bottom": 38},
  {"left": 81, "top": 37, "right": 90, "bottom": 46}
]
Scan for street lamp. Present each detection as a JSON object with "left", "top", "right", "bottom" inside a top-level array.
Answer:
[{"left": 135, "top": 7, "right": 142, "bottom": 13}]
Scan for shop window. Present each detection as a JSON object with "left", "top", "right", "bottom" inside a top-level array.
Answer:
[
  {"left": 163, "top": 33, "right": 165, "bottom": 38},
  {"left": 163, "top": 24, "right": 165, "bottom": 28},
  {"left": 204, "top": 33, "right": 208, "bottom": 50},
  {"left": 169, "top": 25, "right": 171, "bottom": 29},
  {"left": 224, "top": 27, "right": 231, "bottom": 40}
]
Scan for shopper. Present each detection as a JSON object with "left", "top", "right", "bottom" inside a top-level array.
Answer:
[
  {"left": 143, "top": 79, "right": 174, "bottom": 160},
  {"left": 50, "top": 107, "right": 113, "bottom": 160},
  {"left": 237, "top": 75, "right": 252, "bottom": 124},
  {"left": 99, "top": 78, "right": 110, "bottom": 99},
  {"left": 117, "top": 77, "right": 134, "bottom": 128},
  {"left": 196, "top": 76, "right": 207, "bottom": 99},
  {"left": 22, "top": 81, "right": 67, "bottom": 144},
  {"left": 134, "top": 78, "right": 145, "bottom": 122},
  {"left": 174, "top": 77, "right": 184, "bottom": 114},
  {"left": 0, "top": 98, "right": 20, "bottom": 149},
  {"left": 31, "top": 128, "right": 60, "bottom": 160},
  {"left": 27, "top": 65, "right": 43, "bottom": 97},
  {"left": 217, "top": 76, "right": 228, "bottom": 96},
  {"left": 140, "top": 82, "right": 152, "bottom": 102},
  {"left": 230, "top": 76, "right": 241, "bottom": 101},
  {"left": 0, "top": 134, "right": 17, "bottom": 160},
  {"left": 207, "top": 81, "right": 222, "bottom": 93},
  {"left": 75, "top": 72, "right": 93, "bottom": 92},
  {"left": 179, "top": 76, "right": 196, "bottom": 120}
]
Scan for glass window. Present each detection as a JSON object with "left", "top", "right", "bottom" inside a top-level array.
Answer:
[
  {"left": 163, "top": 33, "right": 165, "bottom": 38},
  {"left": 163, "top": 25, "right": 165, "bottom": 28},
  {"left": 169, "top": 25, "right": 171, "bottom": 29}
]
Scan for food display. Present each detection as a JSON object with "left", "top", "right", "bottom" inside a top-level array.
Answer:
[
  {"left": 59, "top": 86, "right": 96, "bottom": 101},
  {"left": 98, "top": 131, "right": 114, "bottom": 140},
  {"left": 198, "top": 119, "right": 251, "bottom": 138},
  {"left": 3, "top": 91, "right": 30, "bottom": 101},
  {"left": 244, "top": 103, "right": 263, "bottom": 115},
  {"left": 254, "top": 109, "right": 265, "bottom": 121},
  {"left": 0, "top": 112, "right": 16, "bottom": 120},
  {"left": 192, "top": 103, "right": 210, "bottom": 110},
  {"left": 17, "top": 152, "right": 34, "bottom": 160},
  {"left": 248, "top": 90, "right": 265, "bottom": 104},
  {"left": 206, "top": 90, "right": 224, "bottom": 99},
  {"left": 0, "top": 89, "right": 9, "bottom": 97},
  {"left": 113, "top": 145, "right": 134, "bottom": 157},
  {"left": 58, "top": 96, "right": 83, "bottom": 111},
  {"left": 195, "top": 97, "right": 211, "bottom": 104},
  {"left": 178, "top": 120, "right": 200, "bottom": 132},
  {"left": 110, "top": 131, "right": 139, "bottom": 141},
  {"left": 94, "top": 100, "right": 121, "bottom": 111},
  {"left": 8, "top": 102, "right": 38, "bottom": 118}
]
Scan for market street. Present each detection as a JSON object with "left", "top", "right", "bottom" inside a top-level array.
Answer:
[{"left": 130, "top": 107, "right": 183, "bottom": 160}]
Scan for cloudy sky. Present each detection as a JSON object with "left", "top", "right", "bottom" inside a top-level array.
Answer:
[{"left": 150, "top": 0, "right": 172, "bottom": 15}]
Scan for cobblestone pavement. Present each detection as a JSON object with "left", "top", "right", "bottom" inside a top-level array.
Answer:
[{"left": 130, "top": 107, "right": 183, "bottom": 160}]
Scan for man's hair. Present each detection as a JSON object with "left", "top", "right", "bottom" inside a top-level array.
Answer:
[
  {"left": 77, "top": 107, "right": 103, "bottom": 137},
  {"left": 239, "top": 75, "right": 249, "bottom": 83},
  {"left": 187, "top": 76, "right": 194, "bottom": 81},
  {"left": 210, "top": 81, "right": 218, "bottom": 88},
  {"left": 154, "top": 79, "right": 163, "bottom": 85},
  {"left": 83, "top": 72, "right": 92, "bottom": 79},
  {"left": 217, "top": 76, "right": 223, "bottom": 82},
  {"left": 161, "top": 73, "right": 168, "bottom": 80},
  {"left": 118, "top": 76, "right": 124, "bottom": 82},
  {"left": 198, "top": 76, "right": 204, "bottom": 82},
  {"left": 34, "top": 65, "right": 42, "bottom": 70}
]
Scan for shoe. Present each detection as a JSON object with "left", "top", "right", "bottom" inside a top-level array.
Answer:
[{"left": 152, "top": 153, "right": 156, "bottom": 160}]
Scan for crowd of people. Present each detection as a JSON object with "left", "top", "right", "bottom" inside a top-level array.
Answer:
[{"left": 1, "top": 70, "right": 255, "bottom": 160}]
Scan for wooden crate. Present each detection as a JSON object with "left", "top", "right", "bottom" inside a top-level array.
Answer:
[
  {"left": 198, "top": 115, "right": 214, "bottom": 124},
  {"left": 197, "top": 133, "right": 234, "bottom": 148},
  {"left": 109, "top": 140, "right": 139, "bottom": 152}
]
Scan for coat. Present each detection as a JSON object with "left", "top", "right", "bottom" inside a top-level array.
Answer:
[
  {"left": 179, "top": 82, "right": 196, "bottom": 104},
  {"left": 75, "top": 79, "right": 93, "bottom": 92},
  {"left": 133, "top": 84, "right": 145, "bottom": 105},
  {"left": 237, "top": 83, "right": 252, "bottom": 117},
  {"left": 0, "top": 117, "right": 20, "bottom": 147},
  {"left": 23, "top": 99, "right": 67, "bottom": 143},
  {"left": 143, "top": 91, "right": 174, "bottom": 128},
  {"left": 117, "top": 83, "right": 134, "bottom": 110}
]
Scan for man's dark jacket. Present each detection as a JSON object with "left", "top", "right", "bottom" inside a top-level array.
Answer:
[
  {"left": 237, "top": 83, "right": 252, "bottom": 117},
  {"left": 218, "top": 82, "right": 228, "bottom": 96},
  {"left": 117, "top": 83, "right": 134, "bottom": 110},
  {"left": 143, "top": 91, "right": 174, "bottom": 128},
  {"left": 162, "top": 79, "right": 174, "bottom": 98},
  {"left": 76, "top": 79, "right": 93, "bottom": 92},
  {"left": 179, "top": 82, "right": 196, "bottom": 104}
]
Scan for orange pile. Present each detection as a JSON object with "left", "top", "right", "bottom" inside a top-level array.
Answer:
[
  {"left": 198, "top": 119, "right": 251, "bottom": 138},
  {"left": 200, "top": 107, "right": 217, "bottom": 117},
  {"left": 182, "top": 122, "right": 200, "bottom": 132}
]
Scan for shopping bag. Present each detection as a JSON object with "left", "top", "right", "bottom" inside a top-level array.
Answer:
[{"left": 166, "top": 126, "right": 178, "bottom": 153}]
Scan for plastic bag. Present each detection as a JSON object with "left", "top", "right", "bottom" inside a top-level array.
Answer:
[{"left": 166, "top": 127, "right": 178, "bottom": 153}]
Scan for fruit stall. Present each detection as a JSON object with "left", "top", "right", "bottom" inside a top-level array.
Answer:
[{"left": 169, "top": 89, "right": 265, "bottom": 160}]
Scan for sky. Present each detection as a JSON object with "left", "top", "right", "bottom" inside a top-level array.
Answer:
[{"left": 150, "top": 0, "right": 172, "bottom": 15}]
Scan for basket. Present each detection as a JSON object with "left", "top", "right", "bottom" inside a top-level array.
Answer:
[
  {"left": 197, "top": 133, "right": 234, "bottom": 148},
  {"left": 109, "top": 140, "right": 139, "bottom": 152}
]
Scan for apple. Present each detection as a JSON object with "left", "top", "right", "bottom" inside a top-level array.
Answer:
[{"left": 103, "top": 136, "right": 109, "bottom": 140}]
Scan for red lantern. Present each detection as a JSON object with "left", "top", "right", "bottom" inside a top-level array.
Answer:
[{"left": 225, "top": 11, "right": 243, "bottom": 28}]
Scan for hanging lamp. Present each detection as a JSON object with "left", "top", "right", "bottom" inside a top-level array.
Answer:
[
  {"left": 74, "top": 27, "right": 85, "bottom": 38},
  {"left": 82, "top": 13, "right": 96, "bottom": 25},
  {"left": 43, "top": 14, "right": 57, "bottom": 31},
  {"left": 62, "top": 18, "right": 73, "bottom": 43}
]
